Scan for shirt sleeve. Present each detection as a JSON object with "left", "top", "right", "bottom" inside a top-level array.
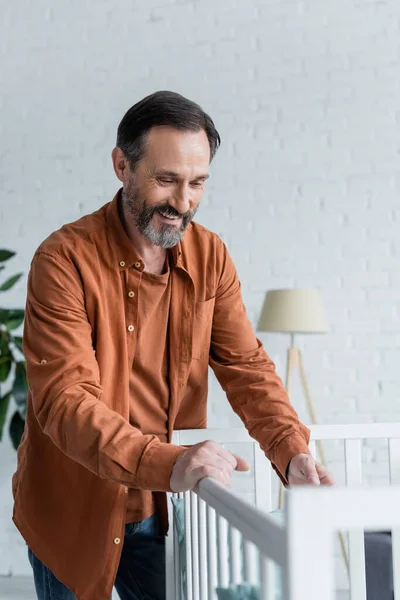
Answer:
[
  {"left": 209, "top": 242, "right": 311, "bottom": 484},
  {"left": 23, "top": 251, "right": 184, "bottom": 491}
]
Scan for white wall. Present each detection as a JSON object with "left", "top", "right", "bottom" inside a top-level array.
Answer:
[{"left": 1, "top": 0, "right": 400, "bottom": 577}]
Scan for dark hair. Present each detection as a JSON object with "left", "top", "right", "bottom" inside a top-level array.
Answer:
[{"left": 116, "top": 90, "right": 221, "bottom": 170}]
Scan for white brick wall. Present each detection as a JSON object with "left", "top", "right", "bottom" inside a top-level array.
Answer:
[{"left": 1, "top": 0, "right": 399, "bottom": 581}]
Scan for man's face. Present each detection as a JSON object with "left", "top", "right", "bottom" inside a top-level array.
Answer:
[{"left": 122, "top": 126, "right": 210, "bottom": 248}]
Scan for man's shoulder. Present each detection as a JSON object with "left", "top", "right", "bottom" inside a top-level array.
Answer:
[
  {"left": 34, "top": 202, "right": 110, "bottom": 264},
  {"left": 185, "top": 221, "right": 225, "bottom": 250},
  {"left": 180, "top": 222, "right": 229, "bottom": 282}
]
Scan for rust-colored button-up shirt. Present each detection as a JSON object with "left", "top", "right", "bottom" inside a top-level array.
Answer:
[{"left": 12, "top": 189, "right": 310, "bottom": 600}]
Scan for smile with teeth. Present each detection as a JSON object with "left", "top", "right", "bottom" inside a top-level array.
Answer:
[{"left": 158, "top": 211, "right": 180, "bottom": 220}]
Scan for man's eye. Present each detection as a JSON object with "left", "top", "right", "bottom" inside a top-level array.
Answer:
[
  {"left": 191, "top": 181, "right": 204, "bottom": 188},
  {"left": 159, "top": 178, "right": 174, "bottom": 184}
]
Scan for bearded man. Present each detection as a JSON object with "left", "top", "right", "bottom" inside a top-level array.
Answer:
[{"left": 13, "top": 90, "right": 334, "bottom": 600}]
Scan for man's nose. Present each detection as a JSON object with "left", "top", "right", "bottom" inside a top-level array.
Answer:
[{"left": 172, "top": 183, "right": 191, "bottom": 214}]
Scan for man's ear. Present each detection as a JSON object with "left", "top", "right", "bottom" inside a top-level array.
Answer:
[{"left": 111, "top": 147, "right": 131, "bottom": 183}]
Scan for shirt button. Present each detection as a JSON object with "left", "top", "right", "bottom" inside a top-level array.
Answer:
[
  {"left": 128, "top": 291, "right": 135, "bottom": 298},
  {"left": 114, "top": 537, "right": 121, "bottom": 545},
  {"left": 134, "top": 261, "right": 141, "bottom": 269},
  {"left": 125, "top": 486, "right": 129, "bottom": 494},
  {"left": 119, "top": 261, "right": 125, "bottom": 267},
  {"left": 127, "top": 325, "right": 135, "bottom": 332},
  {"left": 40, "top": 359, "right": 47, "bottom": 364}
]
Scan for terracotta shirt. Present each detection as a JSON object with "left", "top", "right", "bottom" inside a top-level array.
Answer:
[
  {"left": 12, "top": 189, "right": 311, "bottom": 600},
  {"left": 126, "top": 262, "right": 171, "bottom": 523}
]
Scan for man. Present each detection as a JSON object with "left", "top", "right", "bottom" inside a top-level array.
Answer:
[{"left": 12, "top": 91, "right": 334, "bottom": 600}]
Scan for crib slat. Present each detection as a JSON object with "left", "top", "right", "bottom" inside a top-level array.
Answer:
[
  {"left": 344, "top": 439, "right": 367, "bottom": 600},
  {"left": 184, "top": 491, "right": 193, "bottom": 600},
  {"left": 254, "top": 444, "right": 273, "bottom": 511},
  {"left": 190, "top": 493, "right": 200, "bottom": 600},
  {"left": 260, "top": 555, "right": 279, "bottom": 600},
  {"left": 173, "top": 495, "right": 182, "bottom": 600},
  {"left": 228, "top": 525, "right": 242, "bottom": 585},
  {"left": 260, "top": 553, "right": 277, "bottom": 600},
  {"left": 206, "top": 505, "right": 218, "bottom": 600},
  {"left": 392, "top": 529, "right": 400, "bottom": 600},
  {"left": 198, "top": 497, "right": 208, "bottom": 600},
  {"left": 309, "top": 439, "right": 317, "bottom": 461},
  {"left": 389, "top": 439, "right": 400, "bottom": 485},
  {"left": 259, "top": 556, "right": 268, "bottom": 600},
  {"left": 217, "top": 515, "right": 229, "bottom": 588},
  {"left": 243, "top": 539, "right": 258, "bottom": 585},
  {"left": 389, "top": 439, "right": 400, "bottom": 599}
]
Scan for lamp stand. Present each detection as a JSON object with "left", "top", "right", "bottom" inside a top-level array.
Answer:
[{"left": 279, "top": 334, "right": 350, "bottom": 576}]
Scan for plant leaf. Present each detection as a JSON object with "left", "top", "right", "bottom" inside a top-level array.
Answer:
[
  {"left": 0, "top": 250, "right": 16, "bottom": 263},
  {"left": 0, "top": 391, "right": 12, "bottom": 441},
  {"left": 11, "top": 335, "right": 24, "bottom": 354},
  {"left": 0, "top": 273, "right": 23, "bottom": 292},
  {"left": 9, "top": 410, "right": 25, "bottom": 450},
  {"left": 0, "top": 309, "right": 25, "bottom": 321},
  {"left": 0, "top": 309, "right": 25, "bottom": 331},
  {"left": 13, "top": 362, "right": 28, "bottom": 418},
  {"left": 6, "top": 315, "right": 25, "bottom": 331},
  {"left": 0, "top": 356, "right": 12, "bottom": 382}
]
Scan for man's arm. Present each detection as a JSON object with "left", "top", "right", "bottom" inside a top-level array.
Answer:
[
  {"left": 209, "top": 241, "right": 311, "bottom": 484},
  {"left": 23, "top": 251, "right": 184, "bottom": 491}
]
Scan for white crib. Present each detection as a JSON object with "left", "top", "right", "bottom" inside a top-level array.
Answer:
[{"left": 166, "top": 423, "right": 400, "bottom": 600}]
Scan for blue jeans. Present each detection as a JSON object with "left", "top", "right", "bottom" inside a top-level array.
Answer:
[{"left": 28, "top": 514, "right": 166, "bottom": 600}]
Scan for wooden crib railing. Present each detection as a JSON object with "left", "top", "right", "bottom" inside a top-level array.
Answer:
[
  {"left": 171, "top": 478, "right": 288, "bottom": 600},
  {"left": 166, "top": 423, "right": 400, "bottom": 600},
  {"left": 286, "top": 485, "right": 400, "bottom": 600}
]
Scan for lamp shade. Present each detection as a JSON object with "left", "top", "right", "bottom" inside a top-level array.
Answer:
[{"left": 257, "top": 289, "right": 329, "bottom": 334}]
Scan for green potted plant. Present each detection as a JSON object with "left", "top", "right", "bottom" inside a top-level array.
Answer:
[{"left": 0, "top": 249, "right": 27, "bottom": 449}]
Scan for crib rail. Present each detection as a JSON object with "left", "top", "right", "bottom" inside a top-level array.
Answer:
[
  {"left": 286, "top": 485, "right": 400, "bottom": 600},
  {"left": 171, "top": 477, "right": 288, "bottom": 600},
  {"left": 167, "top": 423, "right": 400, "bottom": 600},
  {"left": 170, "top": 481, "right": 400, "bottom": 600}
]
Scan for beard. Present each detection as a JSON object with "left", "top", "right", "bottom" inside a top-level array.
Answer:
[{"left": 122, "top": 180, "right": 198, "bottom": 249}]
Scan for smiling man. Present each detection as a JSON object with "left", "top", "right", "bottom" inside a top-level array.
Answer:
[{"left": 12, "top": 91, "right": 334, "bottom": 600}]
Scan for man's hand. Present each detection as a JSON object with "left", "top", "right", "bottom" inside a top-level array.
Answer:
[
  {"left": 170, "top": 440, "right": 250, "bottom": 492},
  {"left": 287, "top": 453, "right": 335, "bottom": 486}
]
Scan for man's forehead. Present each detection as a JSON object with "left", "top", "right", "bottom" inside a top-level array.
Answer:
[
  {"left": 142, "top": 130, "right": 210, "bottom": 176},
  {"left": 145, "top": 126, "right": 210, "bottom": 156}
]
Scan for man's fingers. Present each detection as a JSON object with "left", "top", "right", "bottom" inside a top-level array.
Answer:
[
  {"left": 232, "top": 454, "right": 250, "bottom": 472},
  {"left": 172, "top": 441, "right": 250, "bottom": 493},
  {"left": 305, "top": 469, "right": 320, "bottom": 484},
  {"left": 216, "top": 448, "right": 250, "bottom": 472},
  {"left": 215, "top": 446, "right": 238, "bottom": 469},
  {"left": 287, "top": 454, "right": 336, "bottom": 488},
  {"left": 316, "top": 462, "right": 336, "bottom": 485},
  {"left": 301, "top": 457, "right": 320, "bottom": 485},
  {"left": 195, "top": 465, "right": 231, "bottom": 487},
  {"left": 213, "top": 445, "right": 249, "bottom": 472}
]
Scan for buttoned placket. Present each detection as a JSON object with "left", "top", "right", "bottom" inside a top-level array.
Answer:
[
  {"left": 121, "top": 259, "right": 144, "bottom": 369},
  {"left": 116, "top": 259, "right": 144, "bottom": 537}
]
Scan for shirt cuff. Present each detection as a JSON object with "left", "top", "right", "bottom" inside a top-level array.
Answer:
[
  {"left": 137, "top": 443, "right": 186, "bottom": 492},
  {"left": 271, "top": 433, "right": 311, "bottom": 485}
]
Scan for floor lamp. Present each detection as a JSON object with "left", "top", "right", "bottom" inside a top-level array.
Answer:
[{"left": 257, "top": 289, "right": 350, "bottom": 575}]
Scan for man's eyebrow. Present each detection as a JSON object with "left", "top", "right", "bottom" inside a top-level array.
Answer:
[
  {"left": 154, "top": 169, "right": 209, "bottom": 181},
  {"left": 155, "top": 170, "right": 179, "bottom": 177}
]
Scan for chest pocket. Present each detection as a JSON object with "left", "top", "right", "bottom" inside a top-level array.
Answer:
[{"left": 192, "top": 297, "right": 215, "bottom": 360}]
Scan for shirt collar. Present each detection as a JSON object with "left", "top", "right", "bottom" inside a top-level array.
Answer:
[{"left": 105, "top": 189, "right": 183, "bottom": 271}]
